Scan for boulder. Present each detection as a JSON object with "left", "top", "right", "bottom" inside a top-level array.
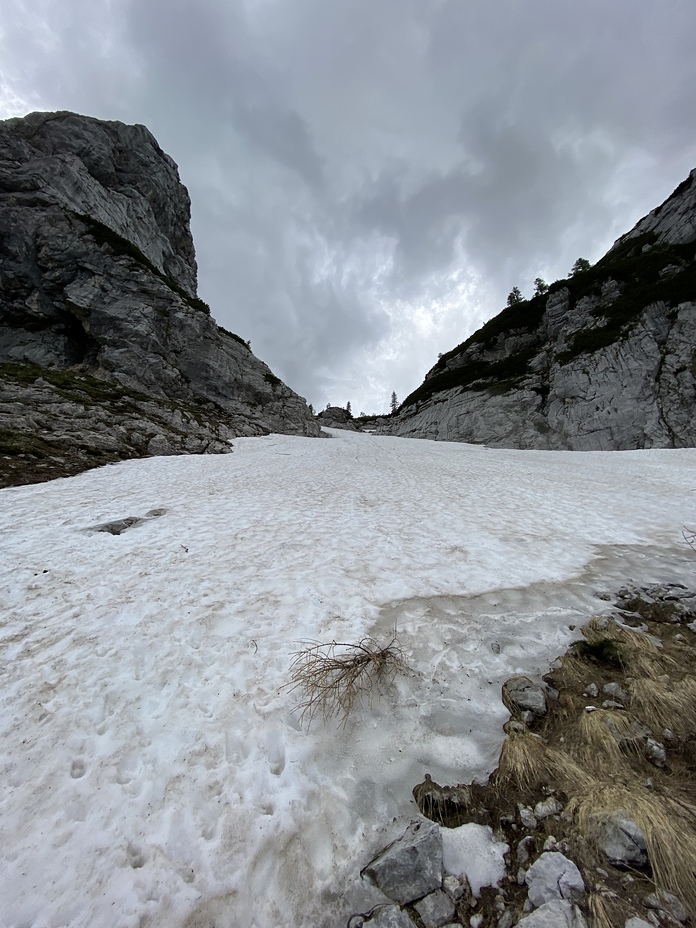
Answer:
[
  {"left": 644, "top": 890, "right": 689, "bottom": 924},
  {"left": 601, "top": 813, "right": 649, "bottom": 868},
  {"left": 361, "top": 820, "right": 443, "bottom": 905},
  {"left": 525, "top": 852, "right": 585, "bottom": 907},
  {"left": 503, "top": 676, "right": 547, "bottom": 718}
]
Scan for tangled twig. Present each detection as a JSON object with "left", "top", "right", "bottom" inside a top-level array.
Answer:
[{"left": 287, "top": 634, "right": 406, "bottom": 727}]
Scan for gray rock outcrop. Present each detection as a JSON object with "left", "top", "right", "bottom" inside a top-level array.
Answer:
[
  {"left": 380, "top": 169, "right": 696, "bottom": 450},
  {"left": 0, "top": 110, "right": 319, "bottom": 486},
  {"left": 316, "top": 405, "right": 358, "bottom": 431}
]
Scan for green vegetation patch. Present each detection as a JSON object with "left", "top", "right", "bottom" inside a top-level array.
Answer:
[
  {"left": 401, "top": 345, "right": 540, "bottom": 409},
  {"left": 433, "top": 292, "right": 548, "bottom": 371},
  {"left": 263, "top": 371, "right": 281, "bottom": 389},
  {"left": 0, "top": 361, "right": 150, "bottom": 408},
  {"left": 218, "top": 326, "right": 251, "bottom": 349},
  {"left": 557, "top": 234, "right": 696, "bottom": 363}
]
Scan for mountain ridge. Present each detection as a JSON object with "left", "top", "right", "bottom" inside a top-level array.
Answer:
[{"left": 380, "top": 169, "right": 696, "bottom": 450}]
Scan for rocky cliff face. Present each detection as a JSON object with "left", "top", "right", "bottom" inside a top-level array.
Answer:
[
  {"left": 383, "top": 170, "right": 696, "bottom": 450},
  {"left": 0, "top": 111, "right": 319, "bottom": 486}
]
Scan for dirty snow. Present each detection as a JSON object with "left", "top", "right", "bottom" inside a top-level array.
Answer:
[{"left": 1, "top": 429, "right": 695, "bottom": 927}]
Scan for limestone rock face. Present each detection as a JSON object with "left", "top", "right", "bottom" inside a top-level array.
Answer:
[
  {"left": 316, "top": 405, "right": 357, "bottom": 430},
  {"left": 380, "top": 170, "right": 696, "bottom": 450},
  {"left": 0, "top": 111, "right": 319, "bottom": 485}
]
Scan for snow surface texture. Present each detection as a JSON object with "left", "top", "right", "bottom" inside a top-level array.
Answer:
[
  {"left": 441, "top": 823, "right": 508, "bottom": 897},
  {"left": 1, "top": 429, "right": 695, "bottom": 928}
]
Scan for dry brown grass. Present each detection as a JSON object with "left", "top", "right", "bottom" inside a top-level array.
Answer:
[
  {"left": 630, "top": 676, "right": 696, "bottom": 739},
  {"left": 496, "top": 728, "right": 591, "bottom": 794},
  {"left": 572, "top": 709, "right": 649, "bottom": 772},
  {"left": 571, "top": 784, "right": 696, "bottom": 917},
  {"left": 496, "top": 729, "right": 549, "bottom": 791},
  {"left": 588, "top": 892, "right": 623, "bottom": 928},
  {"left": 287, "top": 634, "right": 406, "bottom": 727}
]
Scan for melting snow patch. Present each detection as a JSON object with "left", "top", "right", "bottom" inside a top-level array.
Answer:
[{"left": 440, "top": 822, "right": 508, "bottom": 897}]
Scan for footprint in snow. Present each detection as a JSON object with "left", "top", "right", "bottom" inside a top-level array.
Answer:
[
  {"left": 126, "top": 842, "right": 146, "bottom": 869},
  {"left": 70, "top": 759, "right": 86, "bottom": 779}
]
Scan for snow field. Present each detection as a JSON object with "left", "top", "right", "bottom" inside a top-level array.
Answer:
[{"left": 0, "top": 430, "right": 695, "bottom": 927}]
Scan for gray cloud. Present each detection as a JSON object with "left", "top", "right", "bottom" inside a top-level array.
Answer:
[{"left": 1, "top": 0, "right": 695, "bottom": 412}]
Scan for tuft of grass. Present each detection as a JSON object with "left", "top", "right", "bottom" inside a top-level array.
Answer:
[
  {"left": 588, "top": 892, "right": 625, "bottom": 928},
  {"left": 570, "top": 784, "right": 696, "bottom": 916},
  {"left": 286, "top": 634, "right": 406, "bottom": 727},
  {"left": 573, "top": 709, "right": 649, "bottom": 772},
  {"left": 496, "top": 729, "right": 550, "bottom": 792},
  {"left": 630, "top": 677, "right": 696, "bottom": 740}
]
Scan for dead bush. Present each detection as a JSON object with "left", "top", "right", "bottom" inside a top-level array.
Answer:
[{"left": 287, "top": 634, "right": 406, "bottom": 727}]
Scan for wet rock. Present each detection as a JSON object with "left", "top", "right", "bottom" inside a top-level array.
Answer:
[
  {"left": 413, "top": 889, "right": 456, "bottom": 928},
  {"left": 516, "top": 899, "right": 588, "bottom": 928},
  {"left": 644, "top": 890, "right": 689, "bottom": 924},
  {"left": 601, "top": 814, "right": 648, "bottom": 868},
  {"left": 525, "top": 852, "right": 585, "bottom": 907},
  {"left": 361, "top": 820, "right": 443, "bottom": 905},
  {"left": 615, "top": 584, "right": 696, "bottom": 624},
  {"left": 503, "top": 676, "right": 547, "bottom": 718}
]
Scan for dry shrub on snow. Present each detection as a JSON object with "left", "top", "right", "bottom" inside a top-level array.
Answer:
[{"left": 287, "top": 634, "right": 406, "bottom": 727}]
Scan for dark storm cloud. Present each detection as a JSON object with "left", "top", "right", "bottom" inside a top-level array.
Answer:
[{"left": 1, "top": 0, "right": 695, "bottom": 411}]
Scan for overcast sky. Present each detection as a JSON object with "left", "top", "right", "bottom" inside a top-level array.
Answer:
[{"left": 1, "top": 1, "right": 695, "bottom": 413}]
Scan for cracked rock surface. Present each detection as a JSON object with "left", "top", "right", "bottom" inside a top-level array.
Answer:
[{"left": 0, "top": 110, "right": 319, "bottom": 487}]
